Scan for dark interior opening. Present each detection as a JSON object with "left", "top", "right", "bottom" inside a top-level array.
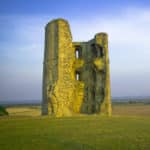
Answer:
[
  {"left": 91, "top": 44, "right": 97, "bottom": 57},
  {"left": 99, "top": 46, "right": 104, "bottom": 57},
  {"left": 93, "top": 70, "right": 96, "bottom": 82},
  {"left": 91, "top": 104, "right": 96, "bottom": 113},
  {"left": 91, "top": 44, "right": 104, "bottom": 58},
  {"left": 92, "top": 89, "right": 95, "bottom": 102}
]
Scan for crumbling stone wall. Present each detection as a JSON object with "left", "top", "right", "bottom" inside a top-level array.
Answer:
[{"left": 42, "top": 18, "right": 111, "bottom": 117}]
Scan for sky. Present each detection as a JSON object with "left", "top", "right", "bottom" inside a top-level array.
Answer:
[{"left": 1, "top": 0, "right": 150, "bottom": 101}]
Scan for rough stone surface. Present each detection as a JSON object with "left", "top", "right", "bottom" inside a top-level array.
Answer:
[{"left": 42, "top": 18, "right": 112, "bottom": 117}]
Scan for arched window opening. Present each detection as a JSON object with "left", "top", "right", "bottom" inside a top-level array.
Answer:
[
  {"left": 75, "top": 50, "right": 79, "bottom": 58},
  {"left": 75, "top": 71, "right": 81, "bottom": 81},
  {"left": 75, "top": 46, "right": 82, "bottom": 58}
]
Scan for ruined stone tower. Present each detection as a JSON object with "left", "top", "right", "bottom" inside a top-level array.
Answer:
[{"left": 42, "top": 18, "right": 111, "bottom": 117}]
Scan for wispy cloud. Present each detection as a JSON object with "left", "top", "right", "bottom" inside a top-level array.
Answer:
[
  {"left": 1, "top": 7, "right": 150, "bottom": 100},
  {"left": 70, "top": 8, "right": 150, "bottom": 96}
]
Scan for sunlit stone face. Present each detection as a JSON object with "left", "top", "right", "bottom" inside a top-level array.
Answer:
[{"left": 42, "top": 19, "right": 112, "bottom": 117}]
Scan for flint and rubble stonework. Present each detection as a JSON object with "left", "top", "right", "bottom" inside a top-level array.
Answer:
[{"left": 42, "top": 18, "right": 112, "bottom": 117}]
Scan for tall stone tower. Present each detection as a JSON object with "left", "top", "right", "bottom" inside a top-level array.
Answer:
[{"left": 42, "top": 18, "right": 111, "bottom": 117}]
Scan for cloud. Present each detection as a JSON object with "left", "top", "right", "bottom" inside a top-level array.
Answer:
[
  {"left": 70, "top": 8, "right": 150, "bottom": 74},
  {"left": 1, "top": 7, "right": 150, "bottom": 100},
  {"left": 71, "top": 7, "right": 150, "bottom": 97}
]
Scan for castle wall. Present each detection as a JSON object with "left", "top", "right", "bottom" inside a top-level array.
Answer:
[{"left": 42, "top": 19, "right": 111, "bottom": 117}]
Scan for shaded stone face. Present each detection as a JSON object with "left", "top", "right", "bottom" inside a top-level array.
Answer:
[{"left": 42, "top": 18, "right": 112, "bottom": 117}]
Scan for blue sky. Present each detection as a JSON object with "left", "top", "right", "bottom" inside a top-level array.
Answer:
[{"left": 1, "top": 0, "right": 150, "bottom": 101}]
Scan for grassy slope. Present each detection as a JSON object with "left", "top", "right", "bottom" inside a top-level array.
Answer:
[
  {"left": 0, "top": 115, "right": 150, "bottom": 150},
  {"left": 5, "top": 103, "right": 150, "bottom": 117}
]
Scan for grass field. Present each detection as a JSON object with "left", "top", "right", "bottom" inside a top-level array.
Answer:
[
  {"left": 6, "top": 106, "right": 41, "bottom": 117},
  {"left": 112, "top": 103, "right": 150, "bottom": 116},
  {"left": 6, "top": 103, "right": 150, "bottom": 117},
  {"left": 0, "top": 104, "right": 150, "bottom": 150}
]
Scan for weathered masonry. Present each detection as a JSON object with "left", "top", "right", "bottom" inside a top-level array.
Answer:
[{"left": 42, "top": 18, "right": 112, "bottom": 117}]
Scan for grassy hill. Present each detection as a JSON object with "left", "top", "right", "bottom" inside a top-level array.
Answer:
[{"left": 0, "top": 104, "right": 150, "bottom": 150}]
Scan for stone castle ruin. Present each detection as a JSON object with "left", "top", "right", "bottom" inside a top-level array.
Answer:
[{"left": 42, "top": 18, "right": 112, "bottom": 117}]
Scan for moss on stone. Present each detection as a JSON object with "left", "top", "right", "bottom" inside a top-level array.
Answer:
[{"left": 42, "top": 19, "right": 112, "bottom": 117}]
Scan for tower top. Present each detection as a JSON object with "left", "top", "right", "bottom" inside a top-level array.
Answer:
[{"left": 45, "top": 18, "right": 69, "bottom": 28}]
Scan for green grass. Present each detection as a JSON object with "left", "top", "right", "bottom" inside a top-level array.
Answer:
[{"left": 0, "top": 115, "right": 150, "bottom": 150}]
